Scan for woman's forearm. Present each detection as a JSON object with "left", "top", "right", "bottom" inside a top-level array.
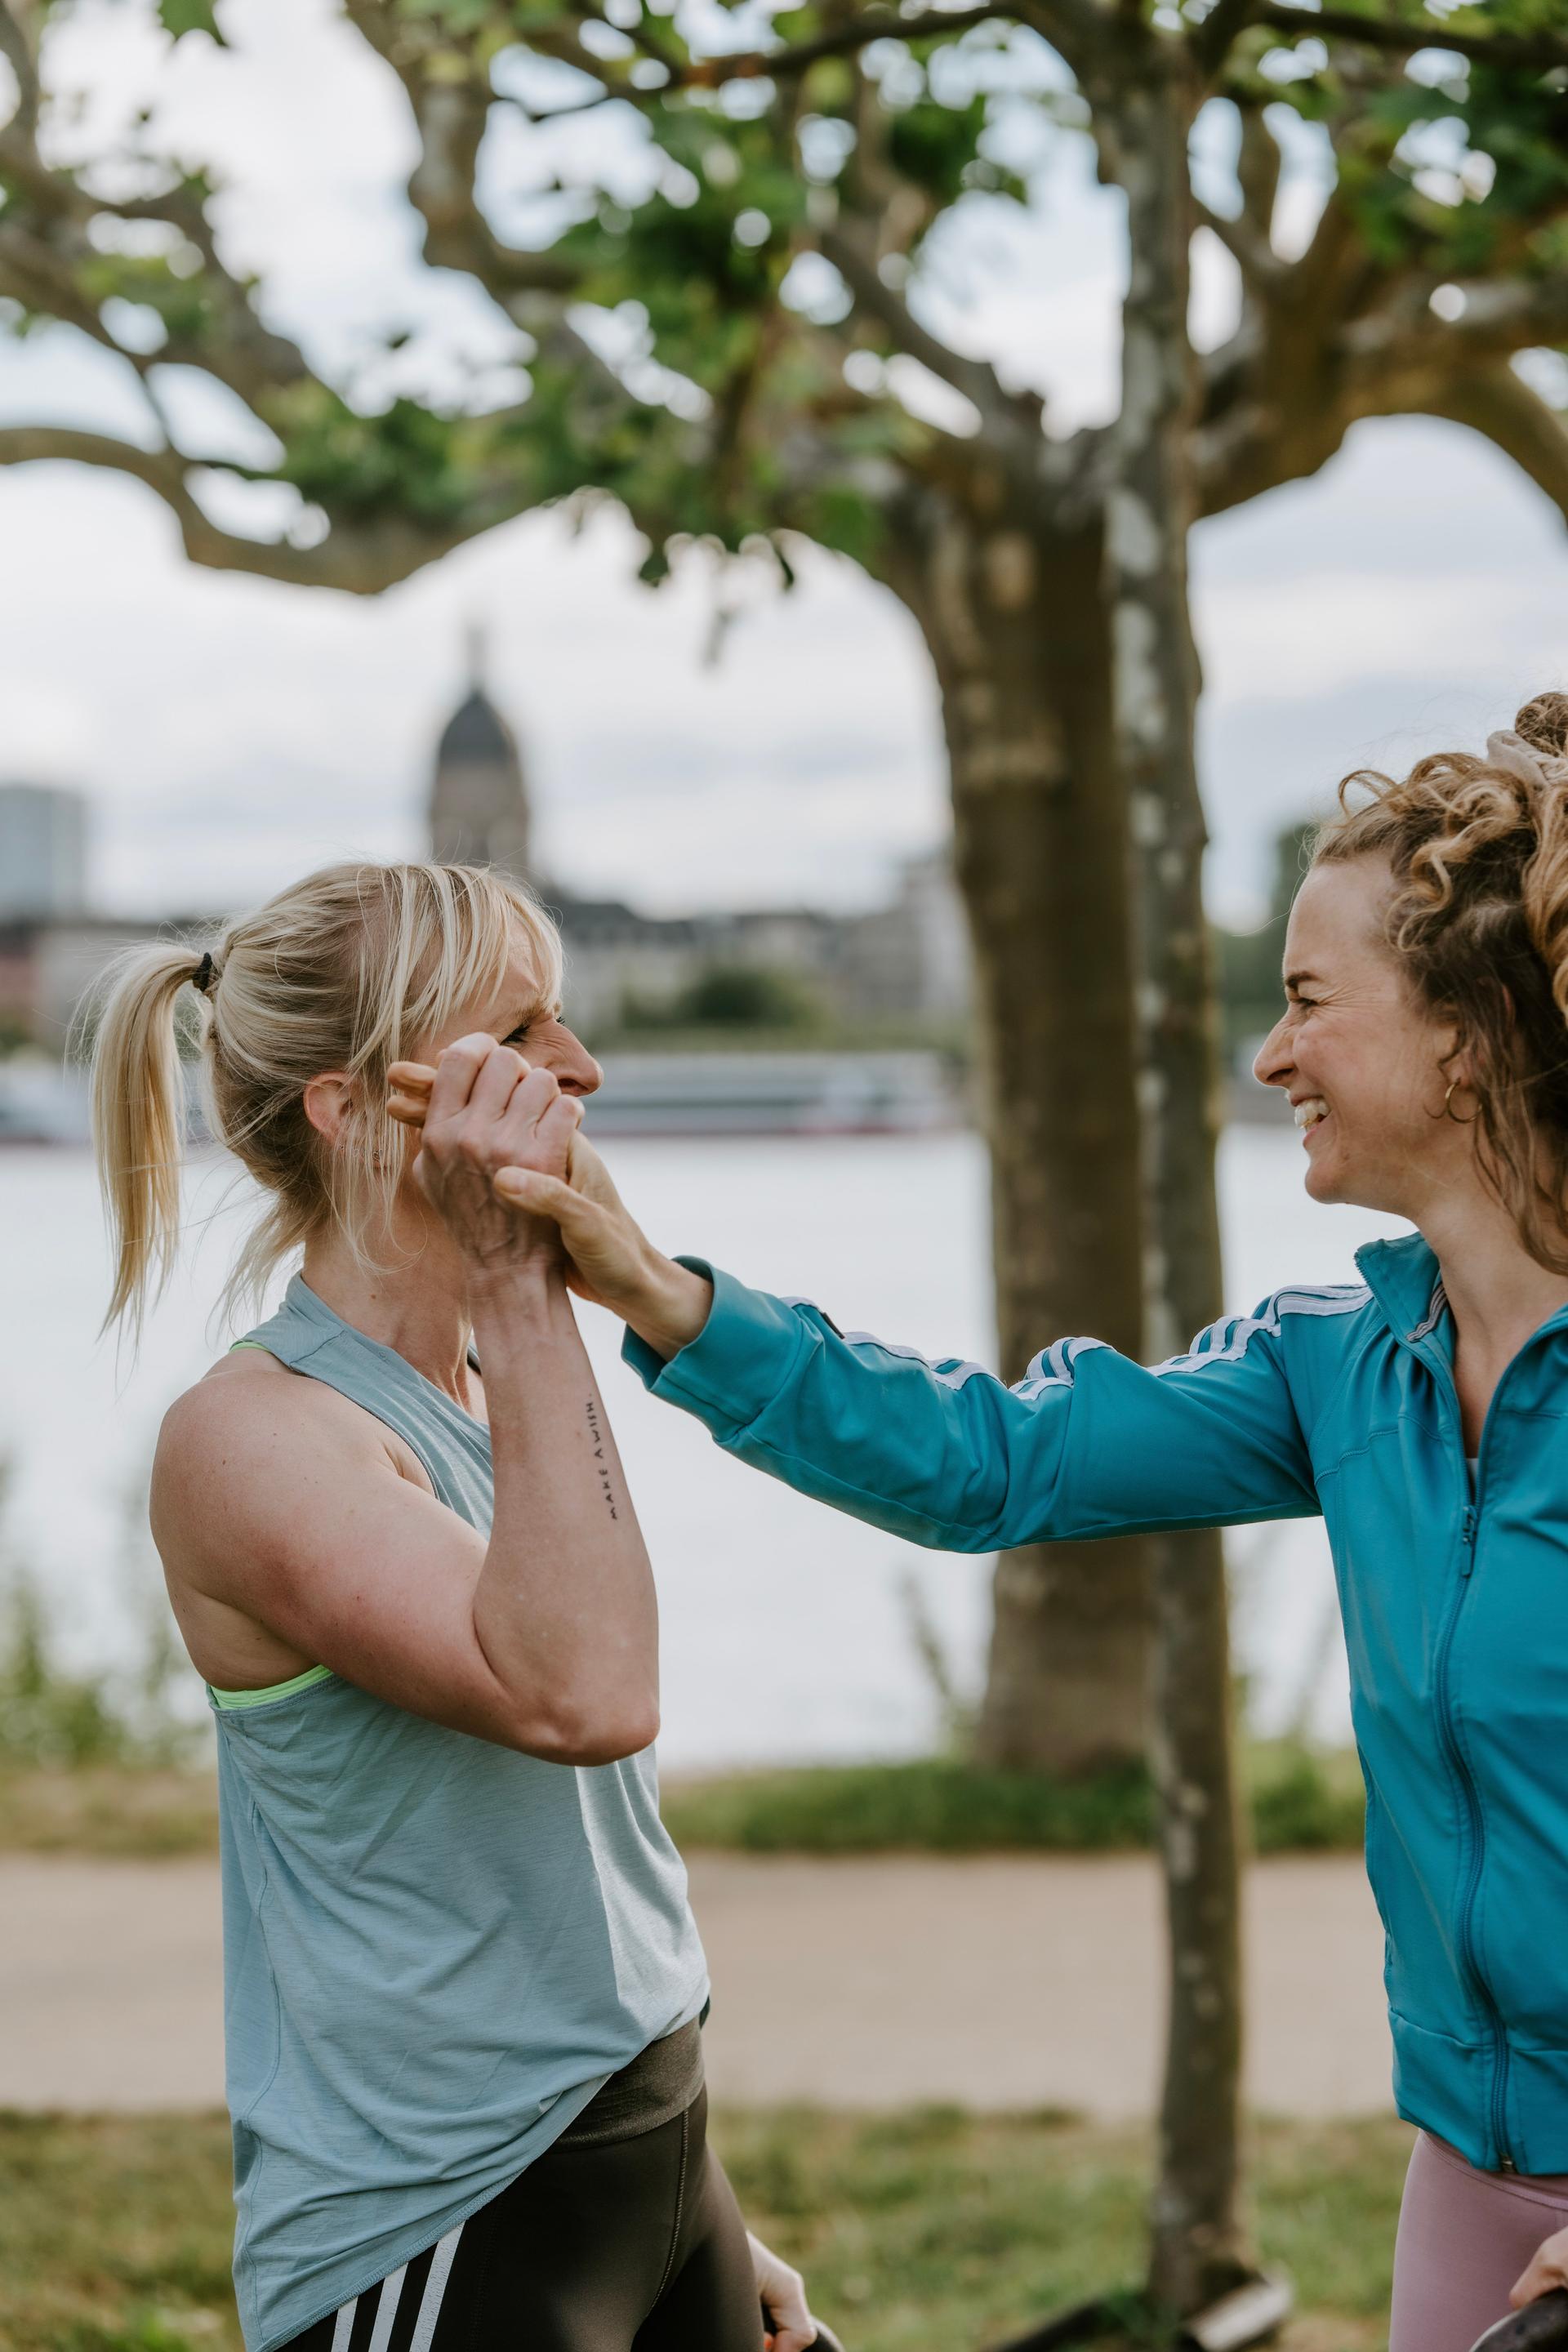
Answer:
[
  {"left": 618, "top": 1250, "right": 713, "bottom": 1361},
  {"left": 467, "top": 1262, "right": 661, "bottom": 1762},
  {"left": 622, "top": 1268, "right": 1322, "bottom": 1554}
]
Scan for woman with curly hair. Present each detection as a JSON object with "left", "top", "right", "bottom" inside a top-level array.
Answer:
[
  {"left": 87, "top": 863, "right": 815, "bottom": 2352},
  {"left": 418, "top": 693, "right": 1568, "bottom": 2346}
]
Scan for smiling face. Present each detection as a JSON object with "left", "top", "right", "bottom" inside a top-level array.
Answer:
[{"left": 1253, "top": 853, "right": 1470, "bottom": 1219}]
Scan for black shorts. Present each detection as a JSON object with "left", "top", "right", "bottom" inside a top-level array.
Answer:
[{"left": 278, "top": 2084, "right": 762, "bottom": 2352}]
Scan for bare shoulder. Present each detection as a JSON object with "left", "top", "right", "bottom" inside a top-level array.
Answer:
[
  {"left": 153, "top": 1349, "right": 424, "bottom": 1593},
  {"left": 158, "top": 1347, "right": 381, "bottom": 1480}
]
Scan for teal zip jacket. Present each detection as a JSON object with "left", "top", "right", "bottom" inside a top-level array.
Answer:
[{"left": 626, "top": 1229, "right": 1568, "bottom": 2176}]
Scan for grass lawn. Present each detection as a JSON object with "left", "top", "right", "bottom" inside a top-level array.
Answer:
[{"left": 0, "top": 2106, "right": 1410, "bottom": 2352}]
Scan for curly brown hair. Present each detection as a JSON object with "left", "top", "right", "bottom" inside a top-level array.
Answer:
[{"left": 1312, "top": 693, "right": 1568, "bottom": 1273}]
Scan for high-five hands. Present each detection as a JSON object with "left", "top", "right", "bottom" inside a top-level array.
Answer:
[
  {"left": 388, "top": 1055, "right": 712, "bottom": 1358},
  {"left": 399, "top": 1034, "right": 581, "bottom": 1277}
]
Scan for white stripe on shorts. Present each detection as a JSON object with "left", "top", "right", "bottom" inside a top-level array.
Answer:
[
  {"left": 329, "top": 2301, "right": 357, "bottom": 2352},
  {"left": 366, "top": 2265, "right": 408, "bottom": 2352},
  {"left": 408, "top": 2225, "right": 465, "bottom": 2352}
]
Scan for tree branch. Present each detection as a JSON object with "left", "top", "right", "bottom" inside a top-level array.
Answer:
[
  {"left": 0, "top": 426, "right": 478, "bottom": 591},
  {"left": 674, "top": 4, "right": 1011, "bottom": 90},
  {"left": 1189, "top": 0, "right": 1266, "bottom": 81},
  {"left": 1193, "top": 196, "right": 1282, "bottom": 285},
  {"left": 1235, "top": 95, "right": 1283, "bottom": 232},
  {"left": 1340, "top": 270, "right": 1568, "bottom": 375},
  {"left": 568, "top": 0, "right": 682, "bottom": 79},
  {"left": 341, "top": 4, "right": 586, "bottom": 302},
  {"left": 1412, "top": 366, "right": 1568, "bottom": 528},
  {"left": 1192, "top": 271, "right": 1568, "bottom": 526},
  {"left": 817, "top": 224, "right": 1039, "bottom": 443},
  {"left": 1008, "top": 0, "right": 1110, "bottom": 62},
  {"left": 0, "top": 49, "right": 314, "bottom": 419},
  {"left": 0, "top": 0, "right": 40, "bottom": 142},
  {"left": 1255, "top": 5, "right": 1568, "bottom": 74}
]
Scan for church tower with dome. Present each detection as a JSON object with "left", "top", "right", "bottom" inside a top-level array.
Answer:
[{"left": 429, "top": 626, "right": 532, "bottom": 880}]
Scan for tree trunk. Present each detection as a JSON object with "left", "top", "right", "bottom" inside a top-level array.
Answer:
[
  {"left": 883, "top": 487, "right": 1152, "bottom": 1776},
  {"left": 1098, "top": 49, "right": 1253, "bottom": 2314}
]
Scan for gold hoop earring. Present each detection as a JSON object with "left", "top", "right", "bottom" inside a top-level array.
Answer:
[{"left": 1444, "top": 1077, "right": 1479, "bottom": 1125}]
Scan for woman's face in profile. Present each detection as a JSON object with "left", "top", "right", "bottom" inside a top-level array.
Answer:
[
  {"left": 404, "top": 933, "right": 603, "bottom": 1107},
  {"left": 457, "top": 941, "right": 603, "bottom": 1102},
  {"left": 386, "top": 938, "right": 603, "bottom": 1228},
  {"left": 1253, "top": 853, "right": 1464, "bottom": 1222}
]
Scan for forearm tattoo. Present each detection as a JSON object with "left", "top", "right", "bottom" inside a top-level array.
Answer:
[{"left": 586, "top": 1397, "right": 618, "bottom": 1521}]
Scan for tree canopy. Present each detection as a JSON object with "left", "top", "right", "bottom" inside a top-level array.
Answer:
[{"left": 2, "top": 0, "right": 1566, "bottom": 598}]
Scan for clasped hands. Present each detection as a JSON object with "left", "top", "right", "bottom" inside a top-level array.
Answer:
[{"left": 388, "top": 1043, "right": 710, "bottom": 1361}]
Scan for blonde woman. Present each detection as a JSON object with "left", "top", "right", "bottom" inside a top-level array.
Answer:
[
  {"left": 435, "top": 695, "right": 1568, "bottom": 2350},
  {"left": 88, "top": 865, "right": 814, "bottom": 2352}
]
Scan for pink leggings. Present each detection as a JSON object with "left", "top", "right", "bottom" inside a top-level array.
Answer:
[{"left": 1391, "top": 2132, "right": 1568, "bottom": 2352}]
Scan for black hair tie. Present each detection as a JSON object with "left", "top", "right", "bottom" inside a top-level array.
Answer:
[{"left": 193, "top": 951, "right": 216, "bottom": 997}]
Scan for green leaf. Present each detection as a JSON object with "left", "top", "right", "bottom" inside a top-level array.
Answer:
[
  {"left": 158, "top": 0, "right": 227, "bottom": 41},
  {"left": 157, "top": 0, "right": 226, "bottom": 41}
]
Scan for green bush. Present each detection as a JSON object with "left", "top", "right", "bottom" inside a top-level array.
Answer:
[
  {"left": 1248, "top": 1742, "right": 1367, "bottom": 1851},
  {"left": 0, "top": 1454, "right": 207, "bottom": 1774},
  {"left": 663, "top": 1745, "right": 1366, "bottom": 1857},
  {"left": 665, "top": 1755, "right": 1156, "bottom": 1853},
  {"left": 0, "top": 1572, "right": 205, "bottom": 1771},
  {"left": 0, "top": 1579, "right": 131, "bottom": 1768},
  {"left": 621, "top": 962, "right": 825, "bottom": 1032}
]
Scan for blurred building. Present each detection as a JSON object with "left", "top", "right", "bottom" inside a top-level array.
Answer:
[
  {"left": 0, "top": 648, "right": 973, "bottom": 1065},
  {"left": 425, "top": 646, "right": 972, "bottom": 1036},
  {"left": 430, "top": 632, "right": 532, "bottom": 878},
  {"left": 0, "top": 913, "right": 210, "bottom": 1054},
  {"left": 0, "top": 785, "right": 154, "bottom": 1053},
  {"left": 839, "top": 848, "right": 973, "bottom": 1022},
  {"left": 0, "top": 782, "right": 88, "bottom": 920}
]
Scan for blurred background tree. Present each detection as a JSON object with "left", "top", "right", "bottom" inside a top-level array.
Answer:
[
  {"left": 4, "top": 0, "right": 1567, "bottom": 2324},
  {"left": 1213, "top": 821, "right": 1317, "bottom": 1060},
  {"left": 621, "top": 960, "right": 826, "bottom": 1027}
]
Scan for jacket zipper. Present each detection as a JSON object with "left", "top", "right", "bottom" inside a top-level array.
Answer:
[
  {"left": 1412, "top": 1292, "right": 1533, "bottom": 2175},
  {"left": 1430, "top": 1475, "right": 1513, "bottom": 2168}
]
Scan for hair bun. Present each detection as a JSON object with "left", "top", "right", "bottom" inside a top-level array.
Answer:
[{"left": 1514, "top": 693, "right": 1568, "bottom": 760}]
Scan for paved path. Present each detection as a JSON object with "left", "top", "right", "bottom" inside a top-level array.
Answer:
[{"left": 0, "top": 1851, "right": 1393, "bottom": 2118}]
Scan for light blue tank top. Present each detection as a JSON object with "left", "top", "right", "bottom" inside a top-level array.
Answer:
[{"left": 210, "top": 1273, "right": 708, "bottom": 2352}]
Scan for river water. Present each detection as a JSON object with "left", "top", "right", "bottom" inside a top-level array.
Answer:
[{"left": 1, "top": 1126, "right": 1406, "bottom": 1766}]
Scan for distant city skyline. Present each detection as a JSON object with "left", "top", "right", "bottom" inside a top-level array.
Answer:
[
  {"left": 2, "top": 0, "right": 1566, "bottom": 933},
  {"left": 0, "top": 646, "right": 973, "bottom": 1062},
  {"left": 0, "top": 782, "right": 87, "bottom": 922}
]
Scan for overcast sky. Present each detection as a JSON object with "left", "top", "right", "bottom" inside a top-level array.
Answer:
[{"left": 2, "top": 0, "right": 1566, "bottom": 929}]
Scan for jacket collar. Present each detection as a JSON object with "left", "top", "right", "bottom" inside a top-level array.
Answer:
[
  {"left": 1355, "top": 1227, "right": 1568, "bottom": 1357},
  {"left": 1354, "top": 1231, "right": 1447, "bottom": 1346}
]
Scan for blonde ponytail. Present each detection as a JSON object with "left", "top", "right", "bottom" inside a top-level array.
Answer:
[
  {"left": 80, "top": 940, "right": 219, "bottom": 1341},
  {"left": 79, "top": 862, "right": 564, "bottom": 1343}
]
